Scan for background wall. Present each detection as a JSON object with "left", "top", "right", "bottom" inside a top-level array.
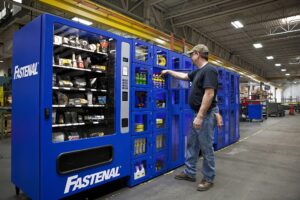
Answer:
[{"left": 282, "top": 83, "right": 300, "bottom": 102}]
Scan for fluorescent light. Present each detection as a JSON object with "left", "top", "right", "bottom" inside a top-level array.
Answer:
[
  {"left": 266, "top": 56, "right": 274, "bottom": 60},
  {"left": 0, "top": 60, "right": 3, "bottom": 63},
  {"left": 281, "top": 15, "right": 300, "bottom": 24},
  {"left": 231, "top": 20, "right": 244, "bottom": 29},
  {"left": 275, "top": 63, "right": 281, "bottom": 67},
  {"left": 154, "top": 38, "right": 166, "bottom": 45},
  {"left": 281, "top": 69, "right": 286, "bottom": 72},
  {"left": 253, "top": 43, "right": 263, "bottom": 48},
  {"left": 72, "top": 17, "right": 93, "bottom": 26},
  {"left": 285, "top": 73, "right": 290, "bottom": 76},
  {"left": 13, "top": 0, "right": 22, "bottom": 3}
]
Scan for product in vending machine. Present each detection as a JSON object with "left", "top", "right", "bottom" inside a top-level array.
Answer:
[
  {"left": 134, "top": 164, "right": 140, "bottom": 180},
  {"left": 100, "top": 39, "right": 109, "bottom": 53},
  {"left": 142, "top": 138, "right": 146, "bottom": 153},
  {"left": 63, "top": 37, "right": 69, "bottom": 45},
  {"left": 68, "top": 132, "right": 80, "bottom": 141},
  {"left": 140, "top": 163, "right": 145, "bottom": 177},
  {"left": 77, "top": 55, "right": 84, "bottom": 68},
  {"left": 136, "top": 72, "right": 140, "bottom": 84},
  {"left": 75, "top": 36, "right": 81, "bottom": 48},
  {"left": 142, "top": 72, "right": 147, "bottom": 85},
  {"left": 58, "top": 114, "right": 65, "bottom": 124},
  {"left": 64, "top": 112, "right": 72, "bottom": 124},
  {"left": 80, "top": 39, "right": 89, "bottom": 49},
  {"left": 53, "top": 35, "right": 62, "bottom": 45},
  {"left": 69, "top": 35, "right": 76, "bottom": 47},
  {"left": 86, "top": 92, "right": 93, "bottom": 105},
  {"left": 84, "top": 57, "right": 92, "bottom": 69},
  {"left": 52, "top": 132, "right": 65, "bottom": 143},
  {"left": 52, "top": 111, "right": 56, "bottom": 124},
  {"left": 88, "top": 44, "right": 97, "bottom": 52},
  {"left": 71, "top": 112, "right": 78, "bottom": 124},
  {"left": 53, "top": 73, "right": 57, "bottom": 86}
]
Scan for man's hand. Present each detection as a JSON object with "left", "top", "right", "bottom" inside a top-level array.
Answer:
[{"left": 193, "top": 116, "right": 203, "bottom": 129}]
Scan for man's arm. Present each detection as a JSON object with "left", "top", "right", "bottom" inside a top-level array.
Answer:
[
  {"left": 193, "top": 88, "right": 215, "bottom": 128},
  {"left": 161, "top": 70, "right": 189, "bottom": 80}
]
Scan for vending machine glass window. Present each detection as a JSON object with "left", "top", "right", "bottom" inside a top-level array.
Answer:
[{"left": 52, "top": 23, "right": 116, "bottom": 142}]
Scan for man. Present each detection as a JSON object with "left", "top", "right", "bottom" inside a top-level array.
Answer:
[{"left": 161, "top": 44, "right": 219, "bottom": 191}]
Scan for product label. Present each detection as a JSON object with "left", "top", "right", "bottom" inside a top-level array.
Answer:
[
  {"left": 64, "top": 166, "right": 121, "bottom": 194},
  {"left": 13, "top": 62, "right": 39, "bottom": 80}
]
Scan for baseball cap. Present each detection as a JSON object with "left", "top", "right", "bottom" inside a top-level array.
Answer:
[{"left": 186, "top": 44, "right": 209, "bottom": 55}]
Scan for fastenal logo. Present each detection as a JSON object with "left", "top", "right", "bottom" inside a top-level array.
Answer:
[
  {"left": 64, "top": 166, "right": 121, "bottom": 194},
  {"left": 14, "top": 62, "right": 39, "bottom": 80}
]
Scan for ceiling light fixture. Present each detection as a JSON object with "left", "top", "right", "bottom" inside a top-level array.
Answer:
[
  {"left": 231, "top": 20, "right": 244, "bottom": 29},
  {"left": 253, "top": 43, "right": 263, "bottom": 48},
  {"left": 275, "top": 63, "right": 281, "bottom": 67},
  {"left": 281, "top": 69, "right": 286, "bottom": 72},
  {"left": 281, "top": 15, "right": 300, "bottom": 24},
  {"left": 0, "top": 60, "right": 3, "bottom": 63},
  {"left": 72, "top": 17, "right": 93, "bottom": 26},
  {"left": 266, "top": 56, "right": 274, "bottom": 60},
  {"left": 285, "top": 73, "right": 290, "bottom": 76}
]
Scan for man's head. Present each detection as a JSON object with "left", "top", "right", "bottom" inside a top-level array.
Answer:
[{"left": 187, "top": 44, "right": 209, "bottom": 67}]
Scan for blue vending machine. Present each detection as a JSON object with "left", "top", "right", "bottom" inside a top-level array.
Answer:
[{"left": 12, "top": 14, "right": 132, "bottom": 199}]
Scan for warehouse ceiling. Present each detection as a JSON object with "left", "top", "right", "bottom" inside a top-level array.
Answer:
[
  {"left": 93, "top": 0, "right": 300, "bottom": 83},
  {"left": 0, "top": 0, "right": 300, "bottom": 84}
]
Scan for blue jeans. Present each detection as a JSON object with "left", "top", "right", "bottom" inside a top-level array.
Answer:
[{"left": 183, "top": 107, "right": 218, "bottom": 183}]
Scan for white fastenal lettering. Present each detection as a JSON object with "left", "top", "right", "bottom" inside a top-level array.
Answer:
[
  {"left": 13, "top": 62, "right": 39, "bottom": 80},
  {"left": 64, "top": 175, "right": 78, "bottom": 194},
  {"left": 64, "top": 166, "right": 121, "bottom": 194}
]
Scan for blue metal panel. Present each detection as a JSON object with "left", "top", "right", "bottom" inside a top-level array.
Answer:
[
  {"left": 182, "top": 55, "right": 193, "bottom": 70},
  {"left": 168, "top": 109, "right": 184, "bottom": 170},
  {"left": 181, "top": 109, "right": 194, "bottom": 160},
  {"left": 131, "top": 39, "right": 153, "bottom": 66},
  {"left": 12, "top": 15, "right": 42, "bottom": 200}
]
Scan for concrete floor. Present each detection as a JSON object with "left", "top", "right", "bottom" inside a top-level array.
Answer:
[{"left": 1, "top": 113, "right": 300, "bottom": 200}]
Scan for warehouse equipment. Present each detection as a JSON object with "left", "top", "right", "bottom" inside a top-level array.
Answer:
[{"left": 268, "top": 102, "right": 285, "bottom": 117}]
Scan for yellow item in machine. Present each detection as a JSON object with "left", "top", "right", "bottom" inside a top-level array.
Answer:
[
  {"left": 92, "top": 65, "right": 106, "bottom": 71},
  {"left": 157, "top": 55, "right": 166, "bottom": 66},
  {"left": 59, "top": 58, "right": 72, "bottom": 66},
  {"left": 135, "top": 123, "right": 144, "bottom": 132},
  {"left": 156, "top": 118, "right": 164, "bottom": 125}
]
